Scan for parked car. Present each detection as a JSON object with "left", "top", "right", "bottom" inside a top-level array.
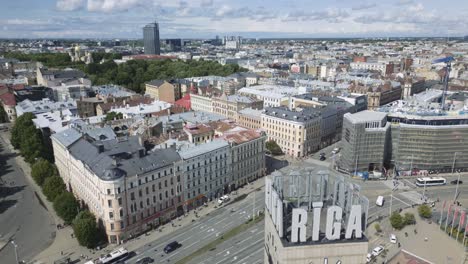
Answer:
[
  {"left": 366, "top": 253, "right": 373, "bottom": 263},
  {"left": 376, "top": 196, "right": 384, "bottom": 207},
  {"left": 164, "top": 241, "right": 182, "bottom": 254},
  {"left": 319, "top": 156, "right": 326, "bottom": 161},
  {"left": 390, "top": 234, "right": 397, "bottom": 244},
  {"left": 372, "top": 246, "right": 384, "bottom": 257},
  {"left": 136, "top": 257, "right": 154, "bottom": 264},
  {"left": 320, "top": 152, "right": 326, "bottom": 157},
  {"left": 451, "top": 179, "right": 463, "bottom": 185}
]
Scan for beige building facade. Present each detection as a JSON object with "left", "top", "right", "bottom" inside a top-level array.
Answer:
[
  {"left": 190, "top": 94, "right": 213, "bottom": 113},
  {"left": 261, "top": 107, "right": 321, "bottom": 157},
  {"left": 212, "top": 94, "right": 263, "bottom": 120},
  {"left": 145, "top": 80, "right": 181, "bottom": 103},
  {"left": 237, "top": 108, "right": 262, "bottom": 129}
]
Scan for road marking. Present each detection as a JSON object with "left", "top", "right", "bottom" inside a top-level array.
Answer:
[
  {"left": 392, "top": 195, "right": 412, "bottom": 206},
  {"left": 234, "top": 247, "right": 263, "bottom": 264},
  {"left": 403, "top": 179, "right": 417, "bottom": 188}
]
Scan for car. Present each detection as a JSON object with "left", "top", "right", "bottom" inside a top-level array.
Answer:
[
  {"left": 136, "top": 257, "right": 154, "bottom": 264},
  {"left": 331, "top": 147, "right": 340, "bottom": 154},
  {"left": 164, "top": 241, "right": 182, "bottom": 254},
  {"left": 376, "top": 196, "right": 384, "bottom": 207},
  {"left": 217, "top": 197, "right": 224, "bottom": 205},
  {"left": 390, "top": 234, "right": 397, "bottom": 244},
  {"left": 222, "top": 195, "right": 230, "bottom": 202},
  {"left": 451, "top": 179, "right": 463, "bottom": 185},
  {"left": 366, "top": 253, "right": 373, "bottom": 263},
  {"left": 319, "top": 152, "right": 326, "bottom": 157},
  {"left": 372, "top": 246, "right": 384, "bottom": 257},
  {"left": 319, "top": 156, "right": 326, "bottom": 161}
]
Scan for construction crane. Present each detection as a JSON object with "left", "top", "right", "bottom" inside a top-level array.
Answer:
[{"left": 432, "top": 56, "right": 454, "bottom": 110}]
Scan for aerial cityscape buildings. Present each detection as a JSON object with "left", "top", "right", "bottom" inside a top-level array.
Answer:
[{"left": 1, "top": 4, "right": 468, "bottom": 264}]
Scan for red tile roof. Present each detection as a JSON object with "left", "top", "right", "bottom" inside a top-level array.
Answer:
[
  {"left": 175, "top": 94, "right": 191, "bottom": 110},
  {"left": 0, "top": 92, "right": 16, "bottom": 106}
]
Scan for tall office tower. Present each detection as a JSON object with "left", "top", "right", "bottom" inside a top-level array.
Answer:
[{"left": 143, "top": 21, "right": 160, "bottom": 55}]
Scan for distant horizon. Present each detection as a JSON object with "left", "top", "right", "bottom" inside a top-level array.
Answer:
[{"left": 1, "top": 0, "right": 468, "bottom": 39}]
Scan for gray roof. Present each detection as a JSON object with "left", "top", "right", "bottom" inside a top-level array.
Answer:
[
  {"left": 179, "top": 139, "right": 229, "bottom": 160},
  {"left": 51, "top": 128, "right": 82, "bottom": 148},
  {"left": 69, "top": 136, "right": 181, "bottom": 181},
  {"left": 345, "top": 110, "right": 388, "bottom": 124},
  {"left": 147, "top": 79, "right": 165, "bottom": 86},
  {"left": 263, "top": 106, "right": 321, "bottom": 122},
  {"left": 84, "top": 127, "right": 117, "bottom": 141}
]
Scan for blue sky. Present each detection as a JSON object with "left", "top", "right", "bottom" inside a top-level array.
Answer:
[{"left": 0, "top": 0, "right": 467, "bottom": 39}]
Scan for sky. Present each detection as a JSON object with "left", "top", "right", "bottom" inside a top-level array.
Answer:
[{"left": 0, "top": 0, "right": 467, "bottom": 39}]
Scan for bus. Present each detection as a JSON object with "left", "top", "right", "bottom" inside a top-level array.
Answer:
[
  {"left": 84, "top": 248, "right": 130, "bottom": 264},
  {"left": 416, "top": 177, "right": 446, "bottom": 187}
]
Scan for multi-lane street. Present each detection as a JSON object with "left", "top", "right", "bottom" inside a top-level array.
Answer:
[
  {"left": 125, "top": 186, "right": 265, "bottom": 264},
  {"left": 0, "top": 133, "right": 55, "bottom": 264}
]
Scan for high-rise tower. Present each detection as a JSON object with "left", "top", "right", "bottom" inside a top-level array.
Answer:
[{"left": 143, "top": 21, "right": 160, "bottom": 55}]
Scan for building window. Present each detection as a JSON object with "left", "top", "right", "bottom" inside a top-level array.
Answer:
[
  {"left": 118, "top": 198, "right": 122, "bottom": 206},
  {"left": 107, "top": 189, "right": 111, "bottom": 195},
  {"left": 108, "top": 200, "right": 112, "bottom": 208},
  {"left": 109, "top": 212, "right": 114, "bottom": 219},
  {"left": 110, "top": 223, "right": 114, "bottom": 230}
]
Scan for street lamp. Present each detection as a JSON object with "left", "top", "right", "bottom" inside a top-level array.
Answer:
[
  {"left": 11, "top": 241, "right": 18, "bottom": 264},
  {"left": 454, "top": 170, "right": 461, "bottom": 202}
]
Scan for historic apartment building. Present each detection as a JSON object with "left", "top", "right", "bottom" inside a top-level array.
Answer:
[
  {"left": 212, "top": 93, "right": 263, "bottom": 120},
  {"left": 261, "top": 107, "right": 321, "bottom": 157},
  {"left": 237, "top": 108, "right": 262, "bottom": 129},
  {"left": 51, "top": 124, "right": 266, "bottom": 244},
  {"left": 190, "top": 94, "right": 213, "bottom": 113},
  {"left": 145, "top": 80, "right": 182, "bottom": 103},
  {"left": 51, "top": 130, "right": 184, "bottom": 244}
]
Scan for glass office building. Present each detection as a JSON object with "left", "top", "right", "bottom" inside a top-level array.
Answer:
[{"left": 143, "top": 22, "right": 160, "bottom": 55}]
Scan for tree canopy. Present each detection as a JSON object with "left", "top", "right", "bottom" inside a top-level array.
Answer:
[
  {"left": 11, "top": 113, "right": 53, "bottom": 163},
  {"left": 3, "top": 52, "right": 82, "bottom": 68},
  {"left": 390, "top": 212, "right": 404, "bottom": 230},
  {"left": 418, "top": 204, "right": 432, "bottom": 219},
  {"left": 266, "top": 140, "right": 283, "bottom": 155},
  {"left": 105, "top": 111, "right": 123, "bottom": 121},
  {"left": 73, "top": 210, "right": 99, "bottom": 248},
  {"left": 53, "top": 192, "right": 79, "bottom": 224},
  {"left": 42, "top": 175, "right": 65, "bottom": 201},
  {"left": 31, "top": 159, "right": 57, "bottom": 186}
]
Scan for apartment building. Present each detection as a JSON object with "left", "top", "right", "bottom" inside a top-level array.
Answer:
[
  {"left": 261, "top": 107, "right": 321, "bottom": 157},
  {"left": 190, "top": 94, "right": 213, "bottom": 113},
  {"left": 51, "top": 131, "right": 184, "bottom": 244},
  {"left": 237, "top": 108, "right": 262, "bottom": 129},
  {"left": 178, "top": 140, "right": 232, "bottom": 210},
  {"left": 223, "top": 129, "right": 266, "bottom": 187},
  {"left": 212, "top": 93, "right": 263, "bottom": 120},
  {"left": 145, "top": 80, "right": 182, "bottom": 103}
]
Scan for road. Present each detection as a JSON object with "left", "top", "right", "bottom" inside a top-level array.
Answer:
[
  {"left": 125, "top": 187, "right": 265, "bottom": 264},
  {"left": 0, "top": 133, "right": 55, "bottom": 264},
  {"left": 123, "top": 154, "right": 468, "bottom": 264}
]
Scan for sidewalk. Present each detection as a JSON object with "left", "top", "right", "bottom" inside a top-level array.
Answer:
[{"left": 32, "top": 171, "right": 265, "bottom": 263}]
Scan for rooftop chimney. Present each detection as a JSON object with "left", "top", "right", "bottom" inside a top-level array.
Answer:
[
  {"left": 138, "top": 148, "right": 146, "bottom": 158},
  {"left": 97, "top": 143, "right": 104, "bottom": 153}
]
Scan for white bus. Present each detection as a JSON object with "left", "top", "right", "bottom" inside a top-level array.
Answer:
[
  {"left": 416, "top": 177, "right": 446, "bottom": 187},
  {"left": 96, "top": 248, "right": 129, "bottom": 264}
]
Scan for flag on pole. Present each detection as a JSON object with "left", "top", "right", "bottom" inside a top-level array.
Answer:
[
  {"left": 446, "top": 203, "right": 453, "bottom": 231},
  {"left": 458, "top": 211, "right": 466, "bottom": 235},
  {"left": 452, "top": 209, "right": 459, "bottom": 235},
  {"left": 440, "top": 200, "right": 447, "bottom": 226}
]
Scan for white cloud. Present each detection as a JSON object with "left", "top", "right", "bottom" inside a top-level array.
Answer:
[
  {"left": 396, "top": 0, "right": 414, "bottom": 5},
  {"left": 408, "top": 3, "right": 424, "bottom": 12},
  {"left": 87, "top": 0, "right": 142, "bottom": 12},
  {"left": 56, "top": 0, "right": 85, "bottom": 11}
]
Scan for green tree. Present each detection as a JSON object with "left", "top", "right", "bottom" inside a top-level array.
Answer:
[
  {"left": 42, "top": 176, "right": 65, "bottom": 201},
  {"left": 105, "top": 111, "right": 123, "bottom": 121},
  {"left": 31, "top": 159, "right": 57, "bottom": 186},
  {"left": 403, "top": 212, "right": 416, "bottom": 225},
  {"left": 53, "top": 192, "right": 79, "bottom": 224},
  {"left": 20, "top": 127, "right": 46, "bottom": 163},
  {"left": 266, "top": 140, "right": 283, "bottom": 155},
  {"left": 418, "top": 204, "right": 432, "bottom": 219},
  {"left": 390, "top": 212, "right": 404, "bottom": 230},
  {"left": 0, "top": 104, "right": 8, "bottom": 123},
  {"left": 11, "top": 112, "right": 35, "bottom": 149},
  {"left": 73, "top": 210, "right": 99, "bottom": 248}
]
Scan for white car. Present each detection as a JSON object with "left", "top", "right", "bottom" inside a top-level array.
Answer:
[
  {"left": 222, "top": 195, "right": 230, "bottom": 202},
  {"left": 390, "top": 234, "right": 397, "bottom": 244},
  {"left": 372, "top": 246, "right": 384, "bottom": 257},
  {"left": 331, "top": 147, "right": 340, "bottom": 154},
  {"left": 218, "top": 197, "right": 224, "bottom": 205},
  {"left": 366, "top": 253, "right": 372, "bottom": 263}
]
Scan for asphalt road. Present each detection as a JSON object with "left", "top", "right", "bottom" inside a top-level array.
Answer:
[
  {"left": 0, "top": 133, "right": 55, "bottom": 264},
  {"left": 125, "top": 187, "right": 265, "bottom": 264}
]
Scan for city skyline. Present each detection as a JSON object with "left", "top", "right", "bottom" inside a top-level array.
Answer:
[{"left": 1, "top": 0, "right": 467, "bottom": 39}]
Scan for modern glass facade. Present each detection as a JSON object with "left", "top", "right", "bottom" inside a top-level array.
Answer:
[
  {"left": 143, "top": 22, "right": 160, "bottom": 55},
  {"left": 340, "top": 112, "right": 389, "bottom": 173},
  {"left": 391, "top": 123, "right": 468, "bottom": 172}
]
